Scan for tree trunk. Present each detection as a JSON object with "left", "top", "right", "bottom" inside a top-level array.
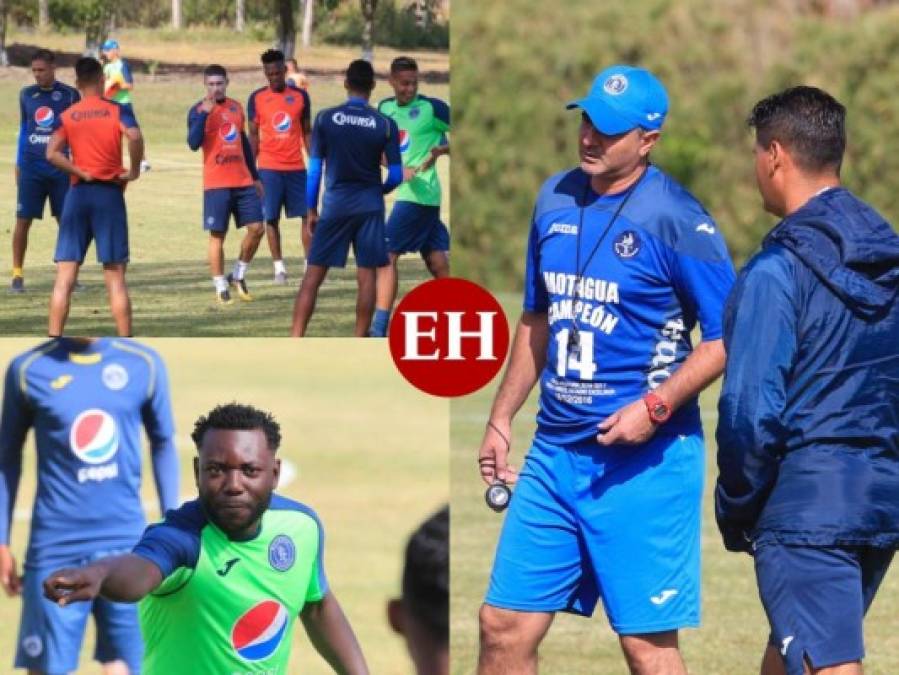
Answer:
[
  {"left": 301, "top": 0, "right": 313, "bottom": 48},
  {"left": 83, "top": 1, "right": 113, "bottom": 56},
  {"left": 172, "top": 0, "right": 182, "bottom": 29},
  {"left": 236, "top": 0, "right": 245, "bottom": 32},
  {"left": 39, "top": 0, "right": 49, "bottom": 29},
  {"left": 0, "top": 0, "right": 8, "bottom": 67},
  {"left": 360, "top": 0, "right": 377, "bottom": 62},
  {"left": 275, "top": 0, "right": 296, "bottom": 58}
]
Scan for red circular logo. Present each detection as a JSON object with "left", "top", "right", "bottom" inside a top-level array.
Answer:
[{"left": 388, "top": 278, "right": 510, "bottom": 397}]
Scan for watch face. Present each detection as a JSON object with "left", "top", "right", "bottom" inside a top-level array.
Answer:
[{"left": 654, "top": 404, "right": 668, "bottom": 417}]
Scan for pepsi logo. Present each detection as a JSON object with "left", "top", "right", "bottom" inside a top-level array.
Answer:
[
  {"left": 35, "top": 107, "right": 55, "bottom": 129},
  {"left": 399, "top": 129, "right": 410, "bottom": 153},
  {"left": 70, "top": 409, "right": 119, "bottom": 465},
  {"left": 231, "top": 600, "right": 289, "bottom": 661},
  {"left": 272, "top": 111, "right": 292, "bottom": 133},
  {"left": 219, "top": 122, "right": 239, "bottom": 143}
]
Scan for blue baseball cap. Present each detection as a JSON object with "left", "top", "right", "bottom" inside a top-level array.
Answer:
[
  {"left": 566, "top": 65, "right": 669, "bottom": 135},
  {"left": 101, "top": 39, "right": 119, "bottom": 51}
]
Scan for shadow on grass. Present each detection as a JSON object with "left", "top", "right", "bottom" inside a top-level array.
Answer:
[{"left": 0, "top": 256, "right": 430, "bottom": 337}]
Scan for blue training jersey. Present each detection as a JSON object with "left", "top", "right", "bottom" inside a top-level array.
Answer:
[
  {"left": 17, "top": 81, "right": 80, "bottom": 174},
  {"left": 309, "top": 97, "right": 402, "bottom": 218},
  {"left": 0, "top": 339, "right": 180, "bottom": 569},
  {"left": 524, "top": 165, "right": 736, "bottom": 444}
]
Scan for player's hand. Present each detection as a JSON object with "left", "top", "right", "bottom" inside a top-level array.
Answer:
[
  {"left": 254, "top": 179, "right": 264, "bottom": 199},
  {"left": 402, "top": 166, "right": 418, "bottom": 182},
  {"left": 78, "top": 170, "right": 94, "bottom": 183},
  {"left": 199, "top": 96, "right": 215, "bottom": 114},
  {"left": 118, "top": 168, "right": 139, "bottom": 183},
  {"left": 43, "top": 567, "right": 104, "bottom": 606},
  {"left": 478, "top": 419, "right": 517, "bottom": 486},
  {"left": 305, "top": 209, "right": 319, "bottom": 236},
  {"left": 0, "top": 545, "right": 22, "bottom": 597},
  {"left": 596, "top": 399, "right": 657, "bottom": 446}
]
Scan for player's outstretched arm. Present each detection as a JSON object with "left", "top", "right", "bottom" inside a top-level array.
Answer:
[
  {"left": 43, "top": 553, "right": 162, "bottom": 606},
  {"left": 300, "top": 590, "right": 369, "bottom": 675},
  {"left": 479, "top": 310, "right": 549, "bottom": 485}
]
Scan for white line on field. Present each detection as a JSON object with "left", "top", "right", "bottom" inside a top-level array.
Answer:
[{"left": 12, "top": 458, "right": 297, "bottom": 522}]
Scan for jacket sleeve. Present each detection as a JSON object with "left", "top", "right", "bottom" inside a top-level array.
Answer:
[
  {"left": 715, "top": 248, "right": 798, "bottom": 552},
  {"left": 186, "top": 106, "right": 207, "bottom": 151}
]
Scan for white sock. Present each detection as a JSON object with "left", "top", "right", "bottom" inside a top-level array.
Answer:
[
  {"left": 273, "top": 259, "right": 287, "bottom": 275},
  {"left": 213, "top": 275, "right": 228, "bottom": 292},
  {"left": 303, "top": 259, "right": 308, "bottom": 275},
  {"left": 232, "top": 260, "right": 249, "bottom": 280}
]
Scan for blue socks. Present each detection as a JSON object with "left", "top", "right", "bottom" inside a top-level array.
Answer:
[{"left": 369, "top": 308, "right": 391, "bottom": 337}]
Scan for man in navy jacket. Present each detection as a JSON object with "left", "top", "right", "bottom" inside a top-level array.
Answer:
[{"left": 716, "top": 86, "right": 899, "bottom": 675}]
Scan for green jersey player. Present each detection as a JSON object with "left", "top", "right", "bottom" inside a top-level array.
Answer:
[
  {"left": 369, "top": 57, "right": 450, "bottom": 337},
  {"left": 43, "top": 403, "right": 368, "bottom": 675}
]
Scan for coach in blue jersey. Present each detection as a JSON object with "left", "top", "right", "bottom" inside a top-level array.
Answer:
[
  {"left": 716, "top": 87, "right": 899, "bottom": 675},
  {"left": 0, "top": 338, "right": 180, "bottom": 674},
  {"left": 477, "top": 65, "right": 735, "bottom": 674},
  {"left": 11, "top": 49, "right": 80, "bottom": 293},
  {"left": 290, "top": 59, "right": 403, "bottom": 337}
]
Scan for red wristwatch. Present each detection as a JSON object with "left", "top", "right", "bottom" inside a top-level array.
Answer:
[{"left": 643, "top": 392, "right": 672, "bottom": 424}]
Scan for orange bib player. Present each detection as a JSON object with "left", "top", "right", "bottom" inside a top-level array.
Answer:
[
  {"left": 45, "top": 56, "right": 144, "bottom": 337},
  {"left": 248, "top": 49, "right": 312, "bottom": 285},
  {"left": 187, "top": 64, "right": 265, "bottom": 305}
]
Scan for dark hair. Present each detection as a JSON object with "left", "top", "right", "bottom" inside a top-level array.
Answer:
[
  {"left": 74, "top": 57, "right": 103, "bottom": 84},
  {"left": 204, "top": 63, "right": 227, "bottom": 79},
  {"left": 31, "top": 49, "right": 55, "bottom": 64},
  {"left": 402, "top": 505, "right": 448, "bottom": 645},
  {"left": 747, "top": 86, "right": 846, "bottom": 174},
  {"left": 261, "top": 49, "right": 285, "bottom": 65},
  {"left": 346, "top": 59, "right": 375, "bottom": 92},
  {"left": 390, "top": 56, "right": 418, "bottom": 74},
  {"left": 191, "top": 403, "right": 281, "bottom": 453}
]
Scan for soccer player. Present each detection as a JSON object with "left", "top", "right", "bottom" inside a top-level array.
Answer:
[
  {"left": 290, "top": 59, "right": 403, "bottom": 337},
  {"left": 100, "top": 40, "right": 133, "bottom": 107},
  {"left": 42, "top": 403, "right": 370, "bottom": 675},
  {"left": 716, "top": 87, "right": 899, "bottom": 675},
  {"left": 387, "top": 505, "right": 448, "bottom": 675},
  {"left": 0, "top": 337, "right": 179, "bottom": 675},
  {"left": 46, "top": 57, "right": 144, "bottom": 337},
  {"left": 11, "top": 49, "right": 80, "bottom": 294},
  {"left": 188, "top": 64, "right": 265, "bottom": 305},
  {"left": 100, "top": 39, "right": 150, "bottom": 173},
  {"left": 248, "top": 49, "right": 312, "bottom": 285},
  {"left": 476, "top": 65, "right": 735, "bottom": 674},
  {"left": 374, "top": 56, "right": 450, "bottom": 336}
]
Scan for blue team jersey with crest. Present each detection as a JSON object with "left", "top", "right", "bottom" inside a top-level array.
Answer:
[
  {"left": 310, "top": 97, "right": 402, "bottom": 218},
  {"left": 0, "top": 339, "right": 178, "bottom": 569},
  {"left": 17, "top": 81, "right": 80, "bottom": 174},
  {"left": 524, "top": 165, "right": 735, "bottom": 444}
]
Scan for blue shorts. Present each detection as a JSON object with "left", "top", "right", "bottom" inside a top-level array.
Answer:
[
  {"left": 308, "top": 210, "right": 388, "bottom": 268},
  {"left": 15, "top": 550, "right": 143, "bottom": 674},
  {"left": 755, "top": 543, "right": 894, "bottom": 675},
  {"left": 386, "top": 201, "right": 450, "bottom": 255},
  {"left": 54, "top": 182, "right": 128, "bottom": 264},
  {"left": 486, "top": 433, "right": 704, "bottom": 634},
  {"left": 260, "top": 169, "right": 307, "bottom": 222},
  {"left": 203, "top": 186, "right": 263, "bottom": 232},
  {"left": 17, "top": 167, "right": 69, "bottom": 220}
]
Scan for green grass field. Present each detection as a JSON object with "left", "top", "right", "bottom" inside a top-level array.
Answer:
[
  {"left": 0, "top": 338, "right": 448, "bottom": 674},
  {"left": 450, "top": 299, "right": 899, "bottom": 675},
  {"left": 0, "top": 32, "right": 449, "bottom": 337}
]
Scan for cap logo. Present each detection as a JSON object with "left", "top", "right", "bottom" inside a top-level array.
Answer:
[
  {"left": 646, "top": 112, "right": 662, "bottom": 121},
  {"left": 603, "top": 75, "right": 628, "bottom": 95}
]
